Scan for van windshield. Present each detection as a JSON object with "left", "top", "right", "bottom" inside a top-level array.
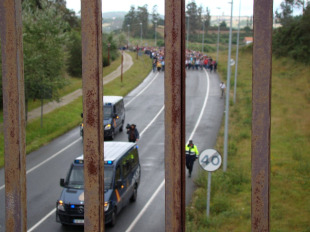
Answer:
[
  {"left": 103, "top": 105, "right": 112, "bottom": 119},
  {"left": 67, "top": 165, "right": 113, "bottom": 190}
]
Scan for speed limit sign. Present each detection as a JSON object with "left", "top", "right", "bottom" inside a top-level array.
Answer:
[{"left": 199, "top": 149, "right": 222, "bottom": 172}]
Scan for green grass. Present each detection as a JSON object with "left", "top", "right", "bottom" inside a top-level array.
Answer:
[
  {"left": 23, "top": 51, "right": 124, "bottom": 112},
  {"left": 0, "top": 52, "right": 152, "bottom": 167},
  {"left": 186, "top": 46, "right": 310, "bottom": 231}
]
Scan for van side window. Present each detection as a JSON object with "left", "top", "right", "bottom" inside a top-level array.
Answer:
[
  {"left": 115, "top": 102, "right": 119, "bottom": 114},
  {"left": 115, "top": 165, "right": 121, "bottom": 181},
  {"left": 122, "top": 153, "right": 132, "bottom": 177},
  {"left": 119, "top": 100, "right": 124, "bottom": 114},
  {"left": 129, "top": 149, "right": 139, "bottom": 167}
]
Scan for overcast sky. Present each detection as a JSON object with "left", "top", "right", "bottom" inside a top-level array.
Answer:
[{"left": 66, "top": 0, "right": 290, "bottom": 17}]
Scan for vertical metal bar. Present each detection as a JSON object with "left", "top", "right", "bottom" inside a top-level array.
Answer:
[
  {"left": 0, "top": 0, "right": 27, "bottom": 231},
  {"left": 252, "top": 0, "right": 272, "bottom": 231},
  {"left": 81, "top": 0, "right": 104, "bottom": 231},
  {"left": 164, "top": 0, "right": 186, "bottom": 231}
]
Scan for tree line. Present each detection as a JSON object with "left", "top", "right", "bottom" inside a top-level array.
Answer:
[
  {"left": 0, "top": 0, "right": 309, "bottom": 115},
  {"left": 273, "top": 0, "right": 310, "bottom": 63},
  {"left": 0, "top": 0, "right": 119, "bottom": 117}
]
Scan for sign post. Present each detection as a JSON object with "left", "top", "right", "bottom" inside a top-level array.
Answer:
[{"left": 198, "top": 149, "right": 222, "bottom": 217}]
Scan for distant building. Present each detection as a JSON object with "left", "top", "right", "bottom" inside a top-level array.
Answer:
[{"left": 244, "top": 37, "right": 253, "bottom": 44}]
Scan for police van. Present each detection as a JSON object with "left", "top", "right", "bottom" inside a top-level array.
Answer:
[
  {"left": 103, "top": 96, "right": 125, "bottom": 140},
  {"left": 56, "top": 142, "right": 141, "bottom": 226},
  {"left": 80, "top": 96, "right": 125, "bottom": 140}
]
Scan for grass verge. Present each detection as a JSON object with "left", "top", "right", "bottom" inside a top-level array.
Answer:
[
  {"left": 0, "top": 52, "right": 152, "bottom": 167},
  {"left": 186, "top": 46, "right": 310, "bottom": 231}
]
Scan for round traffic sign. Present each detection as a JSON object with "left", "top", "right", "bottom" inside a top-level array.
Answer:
[
  {"left": 230, "top": 58, "right": 235, "bottom": 66},
  {"left": 199, "top": 149, "right": 222, "bottom": 172}
]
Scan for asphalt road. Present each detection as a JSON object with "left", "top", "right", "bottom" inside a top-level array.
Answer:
[{"left": 0, "top": 68, "right": 224, "bottom": 232}]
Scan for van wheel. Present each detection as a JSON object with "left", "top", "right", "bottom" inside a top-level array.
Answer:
[
  {"left": 119, "top": 122, "right": 124, "bottom": 132},
  {"left": 110, "top": 129, "right": 115, "bottom": 140},
  {"left": 109, "top": 208, "right": 117, "bottom": 227},
  {"left": 130, "top": 185, "right": 138, "bottom": 202}
]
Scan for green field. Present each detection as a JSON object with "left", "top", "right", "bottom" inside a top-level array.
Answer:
[{"left": 186, "top": 46, "right": 310, "bottom": 231}]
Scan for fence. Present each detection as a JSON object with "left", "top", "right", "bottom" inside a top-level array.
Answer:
[{"left": 0, "top": 0, "right": 272, "bottom": 231}]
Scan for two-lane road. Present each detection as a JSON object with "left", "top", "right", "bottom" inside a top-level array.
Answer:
[{"left": 0, "top": 68, "right": 224, "bottom": 232}]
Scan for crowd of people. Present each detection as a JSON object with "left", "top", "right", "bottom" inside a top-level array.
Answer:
[{"left": 143, "top": 47, "right": 218, "bottom": 73}]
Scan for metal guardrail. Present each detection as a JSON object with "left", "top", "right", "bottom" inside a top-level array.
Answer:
[{"left": 0, "top": 0, "right": 272, "bottom": 231}]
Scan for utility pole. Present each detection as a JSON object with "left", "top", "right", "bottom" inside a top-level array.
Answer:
[
  {"left": 186, "top": 14, "right": 189, "bottom": 49},
  {"left": 140, "top": 22, "right": 142, "bottom": 47},
  {"left": 234, "top": 0, "right": 241, "bottom": 104},
  {"left": 216, "top": 7, "right": 221, "bottom": 62},
  {"left": 223, "top": 0, "right": 233, "bottom": 172},
  {"left": 127, "top": 24, "right": 130, "bottom": 48},
  {"left": 202, "top": 17, "right": 205, "bottom": 53},
  {"left": 154, "top": 20, "right": 157, "bottom": 47}
]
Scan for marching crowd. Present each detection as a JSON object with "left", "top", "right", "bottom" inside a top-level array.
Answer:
[{"left": 144, "top": 47, "right": 218, "bottom": 73}]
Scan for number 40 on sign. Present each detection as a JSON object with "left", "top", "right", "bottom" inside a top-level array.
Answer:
[{"left": 198, "top": 149, "right": 222, "bottom": 172}]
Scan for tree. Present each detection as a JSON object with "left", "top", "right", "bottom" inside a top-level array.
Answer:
[
  {"left": 102, "top": 33, "right": 118, "bottom": 66},
  {"left": 137, "top": 5, "right": 149, "bottom": 41},
  {"left": 152, "top": 5, "right": 160, "bottom": 32},
  {"left": 67, "top": 30, "right": 82, "bottom": 77},
  {"left": 22, "top": 0, "right": 69, "bottom": 123},
  {"left": 122, "top": 6, "right": 138, "bottom": 37},
  {"left": 275, "top": 0, "right": 294, "bottom": 25},
  {"left": 220, "top": 21, "right": 227, "bottom": 30},
  {"left": 283, "top": 0, "right": 309, "bottom": 14},
  {"left": 273, "top": 5, "right": 310, "bottom": 63},
  {"left": 122, "top": 5, "right": 150, "bottom": 41},
  {"left": 186, "top": 1, "right": 200, "bottom": 35},
  {"left": 202, "top": 7, "right": 211, "bottom": 34}
]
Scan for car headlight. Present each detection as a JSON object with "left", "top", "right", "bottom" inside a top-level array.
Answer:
[
  {"left": 104, "top": 124, "right": 111, "bottom": 130},
  {"left": 57, "top": 200, "right": 65, "bottom": 211},
  {"left": 104, "top": 201, "right": 109, "bottom": 212}
]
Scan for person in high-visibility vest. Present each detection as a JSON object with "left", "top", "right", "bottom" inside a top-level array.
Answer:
[{"left": 185, "top": 140, "right": 199, "bottom": 178}]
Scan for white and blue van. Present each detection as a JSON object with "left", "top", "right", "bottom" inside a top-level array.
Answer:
[
  {"left": 56, "top": 142, "right": 141, "bottom": 226},
  {"left": 103, "top": 96, "right": 125, "bottom": 140},
  {"left": 80, "top": 96, "right": 125, "bottom": 140}
]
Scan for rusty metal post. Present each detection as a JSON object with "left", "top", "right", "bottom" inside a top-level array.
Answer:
[
  {"left": 0, "top": 0, "right": 27, "bottom": 231},
  {"left": 81, "top": 0, "right": 104, "bottom": 231},
  {"left": 121, "top": 50, "right": 123, "bottom": 83},
  {"left": 252, "top": 0, "right": 272, "bottom": 231},
  {"left": 164, "top": 0, "right": 186, "bottom": 231}
]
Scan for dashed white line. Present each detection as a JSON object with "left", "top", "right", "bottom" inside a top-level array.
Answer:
[{"left": 125, "top": 69, "right": 211, "bottom": 231}]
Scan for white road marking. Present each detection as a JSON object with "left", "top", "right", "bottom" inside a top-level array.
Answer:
[
  {"left": 28, "top": 209, "right": 56, "bottom": 232},
  {"left": 0, "top": 72, "right": 159, "bottom": 191},
  {"left": 23, "top": 72, "right": 163, "bottom": 231},
  {"left": 125, "top": 180, "right": 165, "bottom": 232},
  {"left": 125, "top": 70, "right": 211, "bottom": 231},
  {"left": 20, "top": 70, "right": 210, "bottom": 231},
  {"left": 0, "top": 138, "right": 82, "bottom": 191},
  {"left": 125, "top": 72, "right": 159, "bottom": 107}
]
